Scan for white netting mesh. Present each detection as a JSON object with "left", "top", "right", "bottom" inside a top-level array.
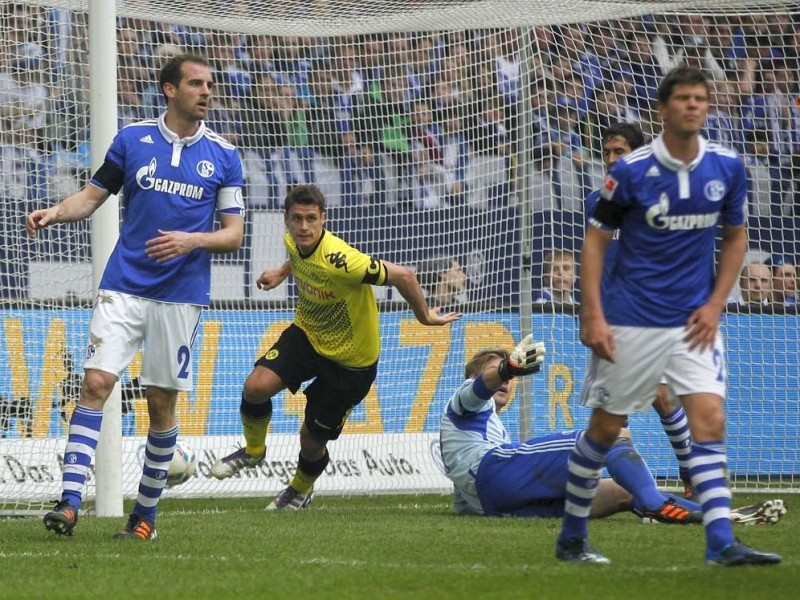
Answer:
[{"left": 1, "top": 1, "right": 799, "bottom": 514}]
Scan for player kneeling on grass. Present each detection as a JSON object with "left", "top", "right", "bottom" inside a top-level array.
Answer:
[
  {"left": 439, "top": 339, "right": 787, "bottom": 531},
  {"left": 210, "top": 184, "right": 462, "bottom": 509}
]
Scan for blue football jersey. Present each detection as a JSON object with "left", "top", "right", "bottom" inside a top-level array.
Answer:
[
  {"left": 591, "top": 135, "right": 747, "bottom": 327},
  {"left": 92, "top": 115, "right": 244, "bottom": 305}
]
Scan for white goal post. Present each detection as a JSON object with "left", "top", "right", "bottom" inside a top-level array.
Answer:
[{"left": 1, "top": 0, "right": 799, "bottom": 516}]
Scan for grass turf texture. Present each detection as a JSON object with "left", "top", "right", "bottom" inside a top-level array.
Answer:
[{"left": 0, "top": 493, "right": 796, "bottom": 599}]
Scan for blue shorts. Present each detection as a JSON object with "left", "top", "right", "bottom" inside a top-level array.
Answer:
[{"left": 475, "top": 431, "right": 580, "bottom": 517}]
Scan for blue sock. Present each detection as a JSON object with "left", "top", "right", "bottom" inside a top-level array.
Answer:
[
  {"left": 559, "top": 432, "right": 609, "bottom": 541},
  {"left": 687, "top": 440, "right": 734, "bottom": 550},
  {"left": 132, "top": 426, "right": 178, "bottom": 525},
  {"left": 62, "top": 405, "right": 103, "bottom": 510},
  {"left": 605, "top": 437, "right": 666, "bottom": 513},
  {"left": 659, "top": 406, "right": 692, "bottom": 482}
]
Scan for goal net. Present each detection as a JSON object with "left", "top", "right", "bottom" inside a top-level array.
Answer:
[{"left": 1, "top": 0, "right": 798, "bottom": 514}]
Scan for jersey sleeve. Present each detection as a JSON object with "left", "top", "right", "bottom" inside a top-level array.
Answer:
[
  {"left": 328, "top": 242, "right": 388, "bottom": 287},
  {"left": 722, "top": 156, "right": 747, "bottom": 227},
  {"left": 103, "top": 129, "right": 126, "bottom": 171},
  {"left": 448, "top": 376, "right": 495, "bottom": 415},
  {"left": 584, "top": 189, "right": 601, "bottom": 226},
  {"left": 89, "top": 130, "right": 126, "bottom": 193},
  {"left": 216, "top": 149, "right": 245, "bottom": 217},
  {"left": 591, "top": 160, "right": 633, "bottom": 230}
]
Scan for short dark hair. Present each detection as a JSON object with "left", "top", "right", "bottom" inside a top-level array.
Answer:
[
  {"left": 656, "top": 66, "right": 709, "bottom": 104},
  {"left": 158, "top": 54, "right": 210, "bottom": 101},
  {"left": 465, "top": 348, "right": 508, "bottom": 379},
  {"left": 602, "top": 122, "right": 646, "bottom": 151},
  {"left": 284, "top": 184, "right": 326, "bottom": 214}
]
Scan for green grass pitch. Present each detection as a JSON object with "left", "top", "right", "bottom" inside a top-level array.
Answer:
[{"left": 0, "top": 493, "right": 797, "bottom": 599}]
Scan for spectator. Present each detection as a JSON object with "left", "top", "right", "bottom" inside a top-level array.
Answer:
[
  {"left": 768, "top": 256, "right": 797, "bottom": 306},
  {"left": 742, "top": 128, "right": 773, "bottom": 216},
  {"left": 737, "top": 261, "right": 772, "bottom": 306},
  {"left": 271, "top": 35, "right": 313, "bottom": 107},
  {"left": 239, "top": 70, "right": 285, "bottom": 209},
  {"left": 416, "top": 254, "right": 468, "bottom": 307},
  {"left": 623, "top": 29, "right": 660, "bottom": 117},
  {"left": 529, "top": 142, "right": 561, "bottom": 212},
  {"left": 141, "top": 42, "right": 183, "bottom": 117},
  {"left": 0, "top": 42, "right": 48, "bottom": 151},
  {"left": 359, "top": 33, "right": 388, "bottom": 90},
  {"left": 117, "top": 64, "right": 148, "bottom": 129},
  {"left": 0, "top": 109, "right": 47, "bottom": 298},
  {"left": 432, "top": 42, "right": 473, "bottom": 116},
  {"left": 276, "top": 82, "right": 315, "bottom": 188},
  {"left": 406, "top": 34, "right": 438, "bottom": 100},
  {"left": 534, "top": 249, "right": 577, "bottom": 305},
  {"left": 704, "top": 79, "right": 743, "bottom": 154},
  {"left": 678, "top": 16, "right": 727, "bottom": 80},
  {"left": 585, "top": 79, "right": 639, "bottom": 158},
  {"left": 408, "top": 99, "right": 446, "bottom": 208},
  {"left": 741, "top": 59, "right": 799, "bottom": 214},
  {"left": 354, "top": 66, "right": 412, "bottom": 206},
  {"left": 1, "top": 3, "right": 46, "bottom": 73},
  {"left": 331, "top": 39, "right": 365, "bottom": 103},
  {"left": 208, "top": 31, "right": 251, "bottom": 102},
  {"left": 439, "top": 105, "right": 470, "bottom": 205}
]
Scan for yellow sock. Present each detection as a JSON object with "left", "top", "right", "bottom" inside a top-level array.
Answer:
[
  {"left": 241, "top": 412, "right": 269, "bottom": 457},
  {"left": 290, "top": 469, "right": 317, "bottom": 494}
]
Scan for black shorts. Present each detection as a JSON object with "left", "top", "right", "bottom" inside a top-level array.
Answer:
[{"left": 255, "top": 324, "right": 377, "bottom": 441}]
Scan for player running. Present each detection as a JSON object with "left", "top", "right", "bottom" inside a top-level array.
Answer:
[{"left": 210, "top": 184, "right": 461, "bottom": 509}]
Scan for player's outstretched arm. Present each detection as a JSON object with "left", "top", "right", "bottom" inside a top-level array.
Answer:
[
  {"left": 383, "top": 260, "right": 462, "bottom": 325},
  {"left": 26, "top": 184, "right": 110, "bottom": 238},
  {"left": 257, "top": 261, "right": 291, "bottom": 291}
]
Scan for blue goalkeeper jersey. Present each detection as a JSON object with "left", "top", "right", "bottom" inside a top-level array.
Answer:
[
  {"left": 439, "top": 376, "right": 510, "bottom": 515},
  {"left": 92, "top": 114, "right": 245, "bottom": 306},
  {"left": 591, "top": 134, "right": 747, "bottom": 327}
]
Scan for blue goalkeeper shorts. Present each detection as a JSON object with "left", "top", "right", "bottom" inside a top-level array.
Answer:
[{"left": 475, "top": 431, "right": 580, "bottom": 517}]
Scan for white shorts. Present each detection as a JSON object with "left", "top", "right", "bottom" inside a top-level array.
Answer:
[
  {"left": 580, "top": 325, "right": 726, "bottom": 415},
  {"left": 83, "top": 290, "right": 202, "bottom": 391}
]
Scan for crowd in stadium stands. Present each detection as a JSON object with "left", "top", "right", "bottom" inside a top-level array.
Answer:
[{"left": 1, "top": 4, "right": 799, "bottom": 301}]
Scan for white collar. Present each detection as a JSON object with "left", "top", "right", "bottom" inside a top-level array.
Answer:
[
  {"left": 652, "top": 133, "right": 707, "bottom": 172},
  {"left": 158, "top": 112, "right": 205, "bottom": 146}
]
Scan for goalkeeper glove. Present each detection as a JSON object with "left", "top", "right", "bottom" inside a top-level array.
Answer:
[{"left": 497, "top": 335, "right": 546, "bottom": 381}]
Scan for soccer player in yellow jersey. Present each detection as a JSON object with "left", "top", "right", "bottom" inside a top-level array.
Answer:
[{"left": 211, "top": 184, "right": 462, "bottom": 508}]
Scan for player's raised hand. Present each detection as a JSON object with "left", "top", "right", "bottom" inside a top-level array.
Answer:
[{"left": 498, "top": 335, "right": 546, "bottom": 380}]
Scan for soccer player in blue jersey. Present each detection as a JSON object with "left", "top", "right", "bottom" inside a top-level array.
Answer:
[
  {"left": 210, "top": 184, "right": 461, "bottom": 509},
  {"left": 440, "top": 343, "right": 786, "bottom": 526},
  {"left": 28, "top": 54, "right": 245, "bottom": 540},
  {"left": 587, "top": 122, "right": 697, "bottom": 501},
  {"left": 557, "top": 66, "right": 781, "bottom": 565}
]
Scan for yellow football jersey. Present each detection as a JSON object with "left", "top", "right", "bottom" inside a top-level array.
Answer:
[{"left": 286, "top": 230, "right": 388, "bottom": 367}]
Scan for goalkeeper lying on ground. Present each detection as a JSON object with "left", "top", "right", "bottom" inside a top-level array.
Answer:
[{"left": 439, "top": 337, "right": 786, "bottom": 525}]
